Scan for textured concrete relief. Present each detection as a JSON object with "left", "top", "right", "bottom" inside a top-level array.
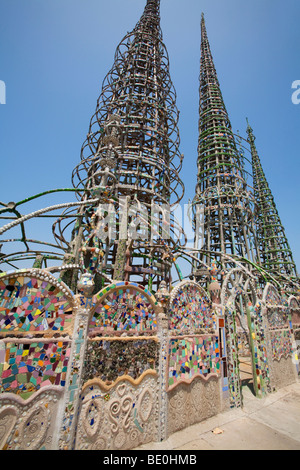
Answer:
[
  {"left": 0, "top": 389, "right": 63, "bottom": 449},
  {"left": 75, "top": 374, "right": 159, "bottom": 450},
  {"left": 167, "top": 375, "right": 220, "bottom": 435}
]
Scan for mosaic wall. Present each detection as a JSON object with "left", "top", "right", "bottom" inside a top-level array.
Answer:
[
  {"left": 248, "top": 302, "right": 270, "bottom": 395},
  {"left": 262, "top": 285, "right": 297, "bottom": 390},
  {"left": 289, "top": 297, "right": 300, "bottom": 328},
  {"left": 265, "top": 284, "right": 281, "bottom": 306},
  {"left": 167, "top": 335, "right": 220, "bottom": 390},
  {"left": 90, "top": 283, "right": 158, "bottom": 335},
  {"left": 83, "top": 338, "right": 159, "bottom": 384},
  {"left": 0, "top": 272, "right": 73, "bottom": 335},
  {"left": 267, "top": 309, "right": 288, "bottom": 329},
  {"left": 0, "top": 272, "right": 74, "bottom": 405},
  {"left": 0, "top": 270, "right": 76, "bottom": 450},
  {"left": 6, "top": 273, "right": 297, "bottom": 449},
  {"left": 0, "top": 340, "right": 71, "bottom": 399},
  {"left": 169, "top": 282, "right": 213, "bottom": 333},
  {"left": 224, "top": 306, "right": 242, "bottom": 408},
  {"left": 75, "top": 373, "right": 159, "bottom": 450},
  {"left": 269, "top": 330, "right": 293, "bottom": 361}
]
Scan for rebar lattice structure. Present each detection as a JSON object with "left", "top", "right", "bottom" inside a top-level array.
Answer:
[
  {"left": 192, "top": 14, "right": 259, "bottom": 280},
  {"left": 247, "top": 120, "right": 298, "bottom": 284},
  {"left": 60, "top": 0, "right": 185, "bottom": 292},
  {"left": 0, "top": 0, "right": 186, "bottom": 294}
]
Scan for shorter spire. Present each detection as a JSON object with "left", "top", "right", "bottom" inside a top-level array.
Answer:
[
  {"left": 248, "top": 122, "right": 298, "bottom": 280},
  {"left": 246, "top": 118, "right": 255, "bottom": 141}
]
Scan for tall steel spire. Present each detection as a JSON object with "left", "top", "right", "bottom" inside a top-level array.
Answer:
[
  {"left": 247, "top": 120, "right": 298, "bottom": 283},
  {"left": 192, "top": 14, "right": 259, "bottom": 279},
  {"left": 60, "top": 0, "right": 184, "bottom": 292}
]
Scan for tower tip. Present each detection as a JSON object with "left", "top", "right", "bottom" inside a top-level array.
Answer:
[{"left": 246, "top": 117, "right": 253, "bottom": 133}]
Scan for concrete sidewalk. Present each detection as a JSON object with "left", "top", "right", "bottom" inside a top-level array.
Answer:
[{"left": 135, "top": 382, "right": 300, "bottom": 450}]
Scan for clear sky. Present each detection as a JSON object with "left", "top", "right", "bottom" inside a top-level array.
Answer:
[{"left": 0, "top": 0, "right": 299, "bottom": 272}]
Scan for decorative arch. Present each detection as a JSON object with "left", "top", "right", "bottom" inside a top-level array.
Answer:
[
  {"left": 289, "top": 296, "right": 300, "bottom": 329},
  {"left": 262, "top": 289, "right": 296, "bottom": 382},
  {"left": 167, "top": 281, "right": 220, "bottom": 391},
  {"left": 0, "top": 270, "right": 75, "bottom": 399},
  {"left": 262, "top": 283, "right": 289, "bottom": 330},
  {"left": 288, "top": 296, "right": 300, "bottom": 311},
  {"left": 0, "top": 269, "right": 75, "bottom": 336},
  {"left": 221, "top": 268, "right": 270, "bottom": 407},
  {"left": 169, "top": 280, "right": 213, "bottom": 333},
  {"left": 262, "top": 283, "right": 281, "bottom": 307},
  {"left": 221, "top": 267, "right": 257, "bottom": 308},
  {"left": 89, "top": 281, "right": 159, "bottom": 336}
]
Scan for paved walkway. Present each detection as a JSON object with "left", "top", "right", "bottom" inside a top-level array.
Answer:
[{"left": 135, "top": 382, "right": 300, "bottom": 450}]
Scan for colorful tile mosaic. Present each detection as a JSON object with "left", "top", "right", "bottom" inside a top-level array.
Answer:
[
  {"left": 90, "top": 285, "right": 157, "bottom": 334},
  {"left": 267, "top": 308, "right": 288, "bottom": 329},
  {"left": 289, "top": 297, "right": 300, "bottom": 311},
  {"left": 265, "top": 285, "right": 281, "bottom": 306},
  {"left": 83, "top": 339, "right": 159, "bottom": 383},
  {"left": 224, "top": 307, "right": 242, "bottom": 407},
  {"left": 169, "top": 283, "right": 213, "bottom": 332},
  {"left": 0, "top": 275, "right": 73, "bottom": 334},
  {"left": 167, "top": 335, "right": 220, "bottom": 389},
  {"left": 270, "top": 330, "right": 293, "bottom": 360},
  {"left": 248, "top": 302, "right": 270, "bottom": 395},
  {"left": 0, "top": 340, "right": 71, "bottom": 398}
]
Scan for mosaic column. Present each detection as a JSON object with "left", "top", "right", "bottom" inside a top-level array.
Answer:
[
  {"left": 157, "top": 309, "right": 168, "bottom": 441},
  {"left": 247, "top": 301, "right": 271, "bottom": 397},
  {"left": 57, "top": 295, "right": 92, "bottom": 450},
  {"left": 224, "top": 303, "right": 242, "bottom": 408},
  {"left": 155, "top": 283, "right": 170, "bottom": 441}
]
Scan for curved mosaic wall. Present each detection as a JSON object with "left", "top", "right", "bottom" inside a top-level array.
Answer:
[
  {"left": 0, "top": 271, "right": 73, "bottom": 335},
  {"left": 264, "top": 284, "right": 281, "bottom": 307},
  {"left": 90, "top": 283, "right": 158, "bottom": 336},
  {"left": 0, "top": 270, "right": 74, "bottom": 400},
  {"left": 0, "top": 339, "right": 70, "bottom": 398},
  {"left": 168, "top": 281, "right": 213, "bottom": 333}
]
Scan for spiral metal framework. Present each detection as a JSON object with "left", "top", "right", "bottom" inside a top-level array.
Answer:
[
  {"left": 247, "top": 120, "right": 298, "bottom": 284},
  {"left": 65, "top": 0, "right": 185, "bottom": 291},
  {"left": 192, "top": 14, "right": 260, "bottom": 279}
]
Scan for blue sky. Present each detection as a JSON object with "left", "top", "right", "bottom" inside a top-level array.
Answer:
[{"left": 0, "top": 0, "right": 299, "bottom": 273}]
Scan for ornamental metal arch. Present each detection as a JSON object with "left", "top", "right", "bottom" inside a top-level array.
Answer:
[
  {"left": 220, "top": 267, "right": 270, "bottom": 407},
  {"left": 288, "top": 295, "right": 300, "bottom": 311},
  {"left": 221, "top": 267, "right": 258, "bottom": 312}
]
